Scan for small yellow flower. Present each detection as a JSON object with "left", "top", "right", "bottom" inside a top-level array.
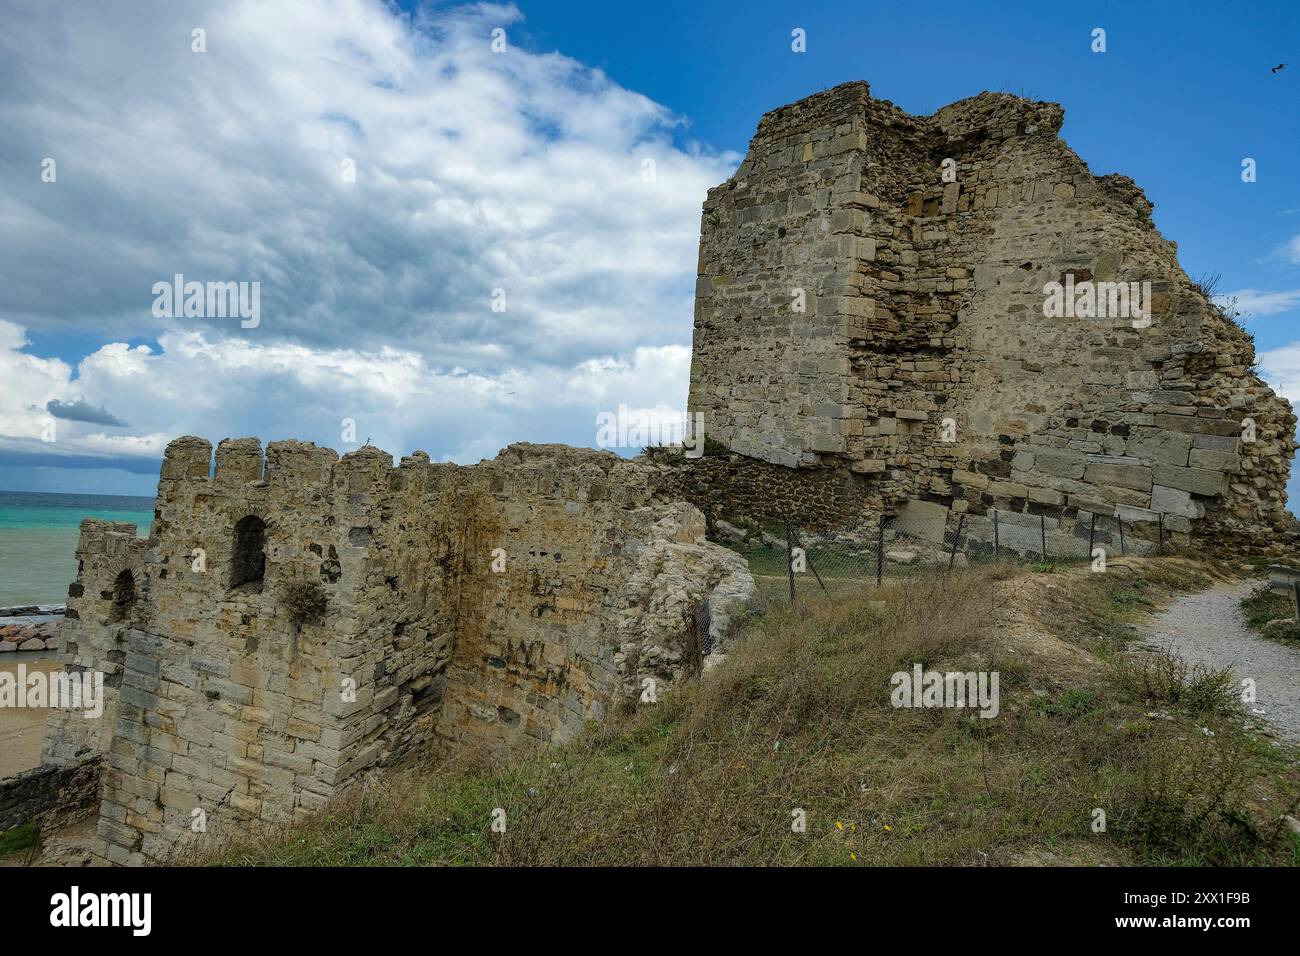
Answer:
[
  {"left": 849, "top": 851, "right": 857, "bottom": 861},
  {"left": 883, "top": 824, "right": 893, "bottom": 831},
  {"left": 835, "top": 821, "right": 843, "bottom": 830}
]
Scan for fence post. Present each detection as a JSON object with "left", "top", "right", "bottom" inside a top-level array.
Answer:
[
  {"left": 948, "top": 514, "right": 965, "bottom": 571},
  {"left": 1039, "top": 513, "right": 1047, "bottom": 562},
  {"left": 876, "top": 517, "right": 884, "bottom": 589},
  {"left": 1157, "top": 513, "right": 1164, "bottom": 554},
  {"left": 784, "top": 519, "right": 796, "bottom": 606},
  {"left": 1118, "top": 516, "right": 1126, "bottom": 556},
  {"left": 993, "top": 509, "right": 999, "bottom": 556},
  {"left": 1088, "top": 511, "right": 1096, "bottom": 557},
  {"left": 1292, "top": 580, "right": 1300, "bottom": 622},
  {"left": 791, "top": 524, "right": 829, "bottom": 596}
]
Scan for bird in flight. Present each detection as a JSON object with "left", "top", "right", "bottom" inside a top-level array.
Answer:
[{"left": 1272, "top": 63, "right": 1286, "bottom": 73}]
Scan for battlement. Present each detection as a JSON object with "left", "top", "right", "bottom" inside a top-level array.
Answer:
[{"left": 44, "top": 440, "right": 753, "bottom": 864}]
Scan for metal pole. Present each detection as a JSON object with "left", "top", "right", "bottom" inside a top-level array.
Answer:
[
  {"left": 1118, "top": 517, "right": 1126, "bottom": 556},
  {"left": 1157, "top": 513, "right": 1164, "bottom": 554},
  {"left": 784, "top": 519, "right": 796, "bottom": 605},
  {"left": 791, "top": 525, "right": 829, "bottom": 596},
  {"left": 993, "top": 509, "right": 999, "bottom": 556},
  {"left": 1040, "top": 513, "right": 1047, "bottom": 561},
  {"left": 876, "top": 517, "right": 884, "bottom": 588},
  {"left": 1088, "top": 511, "right": 1096, "bottom": 556},
  {"left": 948, "top": 514, "right": 965, "bottom": 570},
  {"left": 1292, "top": 580, "right": 1300, "bottom": 622}
]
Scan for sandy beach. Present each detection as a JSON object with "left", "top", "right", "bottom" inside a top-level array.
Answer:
[{"left": 0, "top": 657, "right": 59, "bottom": 777}]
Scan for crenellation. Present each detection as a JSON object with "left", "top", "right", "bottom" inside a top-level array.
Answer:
[
  {"left": 40, "top": 441, "right": 753, "bottom": 863},
  {"left": 214, "top": 437, "right": 263, "bottom": 484},
  {"left": 160, "top": 435, "right": 213, "bottom": 481}
]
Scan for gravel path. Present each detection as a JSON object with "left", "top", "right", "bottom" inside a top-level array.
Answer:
[{"left": 1143, "top": 579, "right": 1300, "bottom": 743}]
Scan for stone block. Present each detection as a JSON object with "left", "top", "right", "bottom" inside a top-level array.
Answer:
[
  {"left": 1026, "top": 486, "right": 1064, "bottom": 505},
  {"left": 1083, "top": 462, "right": 1152, "bottom": 492},
  {"left": 1151, "top": 464, "right": 1225, "bottom": 497},
  {"left": 1115, "top": 505, "right": 1160, "bottom": 524},
  {"left": 987, "top": 480, "right": 1030, "bottom": 500},
  {"left": 897, "top": 499, "right": 949, "bottom": 543},
  {"left": 1188, "top": 448, "right": 1241, "bottom": 473},
  {"left": 1034, "top": 449, "right": 1086, "bottom": 479},
  {"left": 1153, "top": 414, "right": 1239, "bottom": 437},
  {"left": 1150, "top": 484, "right": 1200, "bottom": 519},
  {"left": 1125, "top": 430, "right": 1191, "bottom": 466},
  {"left": 1192, "top": 434, "right": 1238, "bottom": 451},
  {"left": 951, "top": 469, "right": 989, "bottom": 489}
]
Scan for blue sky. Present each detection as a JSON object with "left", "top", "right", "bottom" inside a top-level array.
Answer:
[{"left": 3, "top": 0, "right": 1299, "bottom": 501}]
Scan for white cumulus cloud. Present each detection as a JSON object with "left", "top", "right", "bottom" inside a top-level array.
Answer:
[{"left": 0, "top": 0, "right": 735, "bottom": 481}]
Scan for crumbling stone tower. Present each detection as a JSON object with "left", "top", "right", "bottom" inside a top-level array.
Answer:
[{"left": 687, "top": 81, "right": 1295, "bottom": 548}]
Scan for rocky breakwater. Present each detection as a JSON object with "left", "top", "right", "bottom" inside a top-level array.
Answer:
[{"left": 0, "top": 606, "right": 65, "bottom": 653}]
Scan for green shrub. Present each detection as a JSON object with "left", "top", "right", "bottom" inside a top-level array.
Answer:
[
  {"left": 282, "top": 577, "right": 329, "bottom": 626},
  {"left": 1240, "top": 584, "right": 1297, "bottom": 639},
  {"left": 1109, "top": 649, "right": 1235, "bottom": 717}
]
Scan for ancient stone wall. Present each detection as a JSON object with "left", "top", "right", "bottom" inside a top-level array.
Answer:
[
  {"left": 688, "top": 81, "right": 1296, "bottom": 549},
  {"left": 42, "top": 519, "right": 148, "bottom": 768},
  {"left": 40, "top": 438, "right": 751, "bottom": 864},
  {"left": 0, "top": 758, "right": 101, "bottom": 834},
  {"left": 648, "top": 448, "right": 871, "bottom": 530}
]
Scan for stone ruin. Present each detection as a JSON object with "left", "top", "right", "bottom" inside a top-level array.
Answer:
[
  {"left": 684, "top": 80, "right": 1296, "bottom": 552},
  {"left": 13, "top": 79, "right": 1299, "bottom": 865},
  {"left": 35, "top": 440, "right": 752, "bottom": 864}
]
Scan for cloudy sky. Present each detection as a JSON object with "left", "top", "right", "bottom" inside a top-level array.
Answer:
[
  {"left": 3, "top": 0, "right": 1300, "bottom": 498},
  {"left": 0, "top": 0, "right": 735, "bottom": 493}
]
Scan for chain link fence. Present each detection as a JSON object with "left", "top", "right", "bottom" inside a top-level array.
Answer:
[{"left": 714, "top": 504, "right": 1172, "bottom": 605}]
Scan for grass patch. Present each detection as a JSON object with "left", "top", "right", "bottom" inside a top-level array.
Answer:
[
  {"left": 206, "top": 558, "right": 1300, "bottom": 868},
  {"left": 1240, "top": 585, "right": 1300, "bottom": 644},
  {"left": 1109, "top": 647, "right": 1235, "bottom": 717},
  {"left": 1030, "top": 560, "right": 1217, "bottom": 659},
  {"left": 0, "top": 821, "right": 42, "bottom": 862}
]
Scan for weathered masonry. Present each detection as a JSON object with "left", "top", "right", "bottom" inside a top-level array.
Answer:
[
  {"left": 25, "top": 80, "right": 1299, "bottom": 866},
  {"left": 686, "top": 81, "right": 1296, "bottom": 549},
  {"left": 39, "top": 440, "right": 752, "bottom": 864}
]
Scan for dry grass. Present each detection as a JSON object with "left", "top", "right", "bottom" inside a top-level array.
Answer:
[{"left": 207, "top": 559, "right": 1300, "bottom": 867}]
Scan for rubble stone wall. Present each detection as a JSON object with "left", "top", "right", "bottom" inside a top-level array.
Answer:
[
  {"left": 650, "top": 449, "right": 871, "bottom": 530},
  {"left": 0, "top": 758, "right": 101, "bottom": 834}
]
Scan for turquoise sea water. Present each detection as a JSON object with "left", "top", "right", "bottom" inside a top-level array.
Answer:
[{"left": 0, "top": 491, "right": 153, "bottom": 607}]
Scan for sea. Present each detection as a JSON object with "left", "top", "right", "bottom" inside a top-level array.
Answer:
[{"left": 0, "top": 491, "right": 153, "bottom": 608}]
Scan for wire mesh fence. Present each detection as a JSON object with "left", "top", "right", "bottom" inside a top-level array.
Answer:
[{"left": 714, "top": 503, "right": 1173, "bottom": 605}]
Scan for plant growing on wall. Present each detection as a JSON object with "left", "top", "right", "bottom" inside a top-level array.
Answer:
[{"left": 281, "top": 576, "right": 328, "bottom": 632}]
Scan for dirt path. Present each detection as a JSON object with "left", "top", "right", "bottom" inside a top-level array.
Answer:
[{"left": 1142, "top": 579, "right": 1300, "bottom": 743}]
